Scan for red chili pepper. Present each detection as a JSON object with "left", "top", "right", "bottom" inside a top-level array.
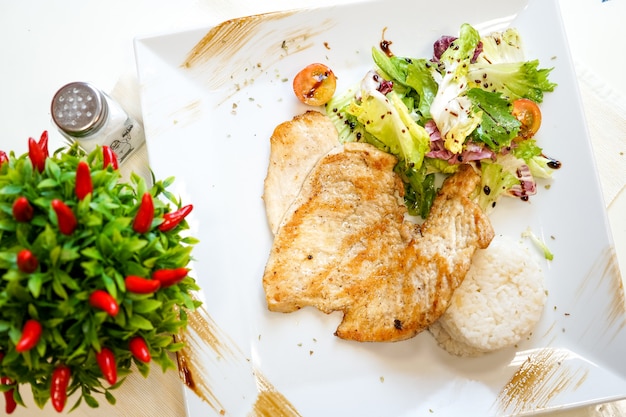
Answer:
[
  {"left": 95, "top": 348, "right": 117, "bottom": 385},
  {"left": 0, "top": 151, "right": 8, "bottom": 168},
  {"left": 75, "top": 161, "right": 93, "bottom": 200},
  {"left": 1, "top": 376, "right": 17, "bottom": 414},
  {"left": 124, "top": 275, "right": 161, "bottom": 294},
  {"left": 12, "top": 196, "right": 34, "bottom": 222},
  {"left": 15, "top": 319, "right": 42, "bottom": 352},
  {"left": 16, "top": 249, "right": 38, "bottom": 273},
  {"left": 129, "top": 336, "right": 151, "bottom": 363},
  {"left": 0, "top": 352, "right": 16, "bottom": 415},
  {"left": 158, "top": 204, "right": 193, "bottom": 232},
  {"left": 51, "top": 199, "right": 77, "bottom": 235},
  {"left": 133, "top": 192, "right": 154, "bottom": 234},
  {"left": 50, "top": 365, "right": 71, "bottom": 412},
  {"left": 89, "top": 290, "right": 119, "bottom": 316},
  {"left": 28, "top": 137, "right": 46, "bottom": 173},
  {"left": 102, "top": 146, "right": 118, "bottom": 170},
  {"left": 152, "top": 268, "right": 189, "bottom": 288},
  {"left": 38, "top": 130, "right": 49, "bottom": 157}
]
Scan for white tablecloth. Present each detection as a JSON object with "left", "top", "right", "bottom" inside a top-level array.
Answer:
[{"left": 1, "top": 0, "right": 625, "bottom": 416}]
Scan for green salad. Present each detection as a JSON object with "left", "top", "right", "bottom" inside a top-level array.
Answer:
[{"left": 326, "top": 23, "right": 560, "bottom": 218}]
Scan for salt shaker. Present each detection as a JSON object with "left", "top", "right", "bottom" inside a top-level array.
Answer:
[{"left": 51, "top": 82, "right": 144, "bottom": 164}]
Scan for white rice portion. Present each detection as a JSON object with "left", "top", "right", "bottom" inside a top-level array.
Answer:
[{"left": 429, "top": 235, "right": 547, "bottom": 357}]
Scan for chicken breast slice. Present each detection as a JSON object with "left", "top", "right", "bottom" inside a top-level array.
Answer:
[{"left": 262, "top": 110, "right": 339, "bottom": 235}]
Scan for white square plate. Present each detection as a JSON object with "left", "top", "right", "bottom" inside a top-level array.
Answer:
[{"left": 134, "top": 0, "right": 626, "bottom": 415}]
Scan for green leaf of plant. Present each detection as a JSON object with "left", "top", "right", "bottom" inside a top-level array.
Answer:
[
  {"left": 121, "top": 238, "right": 148, "bottom": 254},
  {"left": 156, "top": 349, "right": 176, "bottom": 372},
  {"left": 45, "top": 159, "right": 62, "bottom": 182},
  {"left": 104, "top": 390, "right": 116, "bottom": 405},
  {"left": 96, "top": 233, "right": 114, "bottom": 257},
  {"left": 113, "top": 309, "right": 127, "bottom": 328},
  {"left": 51, "top": 276, "right": 68, "bottom": 299},
  {"left": 132, "top": 299, "right": 162, "bottom": 314},
  {"left": 80, "top": 259, "right": 101, "bottom": 278},
  {"left": 27, "top": 303, "right": 39, "bottom": 319},
  {"left": 128, "top": 314, "right": 154, "bottom": 330},
  {"left": 36, "top": 178, "right": 58, "bottom": 189},
  {"left": 33, "top": 387, "right": 49, "bottom": 409},
  {"left": 124, "top": 261, "right": 152, "bottom": 277},
  {"left": 0, "top": 218, "right": 17, "bottom": 232},
  {"left": 83, "top": 393, "right": 99, "bottom": 408},
  {"left": 103, "top": 217, "right": 131, "bottom": 232},
  {"left": 151, "top": 334, "right": 174, "bottom": 348},
  {"left": 0, "top": 184, "right": 22, "bottom": 195},
  {"left": 49, "top": 246, "right": 62, "bottom": 266},
  {"left": 136, "top": 361, "right": 151, "bottom": 378},
  {"left": 81, "top": 247, "right": 102, "bottom": 261},
  {"left": 32, "top": 225, "right": 58, "bottom": 252},
  {"left": 102, "top": 274, "right": 117, "bottom": 299},
  {"left": 58, "top": 270, "right": 80, "bottom": 291},
  {"left": 60, "top": 247, "right": 80, "bottom": 262},
  {"left": 51, "top": 327, "right": 68, "bottom": 349},
  {"left": 67, "top": 344, "right": 88, "bottom": 362},
  {"left": 166, "top": 342, "right": 185, "bottom": 353},
  {"left": 181, "top": 236, "right": 200, "bottom": 245},
  {"left": 28, "top": 274, "right": 43, "bottom": 298}
]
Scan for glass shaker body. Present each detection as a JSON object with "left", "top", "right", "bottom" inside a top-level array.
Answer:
[{"left": 51, "top": 82, "right": 144, "bottom": 164}]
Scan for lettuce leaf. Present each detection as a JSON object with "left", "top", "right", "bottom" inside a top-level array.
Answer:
[
  {"left": 371, "top": 48, "right": 438, "bottom": 119},
  {"left": 430, "top": 23, "right": 483, "bottom": 154},
  {"left": 347, "top": 78, "right": 430, "bottom": 171},
  {"left": 467, "top": 88, "right": 521, "bottom": 151},
  {"left": 468, "top": 60, "right": 556, "bottom": 103}
]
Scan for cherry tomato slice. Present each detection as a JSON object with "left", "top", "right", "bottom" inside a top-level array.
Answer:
[
  {"left": 511, "top": 98, "right": 542, "bottom": 139},
  {"left": 293, "top": 63, "right": 337, "bottom": 106}
]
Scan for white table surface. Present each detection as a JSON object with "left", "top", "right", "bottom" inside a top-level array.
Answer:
[{"left": 1, "top": 0, "right": 625, "bottom": 416}]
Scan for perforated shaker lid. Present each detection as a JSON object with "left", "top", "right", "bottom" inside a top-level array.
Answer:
[{"left": 51, "top": 82, "right": 107, "bottom": 136}]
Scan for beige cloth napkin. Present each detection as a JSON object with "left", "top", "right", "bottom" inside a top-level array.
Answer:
[{"left": 576, "top": 62, "right": 626, "bottom": 208}]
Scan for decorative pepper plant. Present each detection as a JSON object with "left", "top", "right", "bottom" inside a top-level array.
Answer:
[{"left": 0, "top": 132, "right": 200, "bottom": 413}]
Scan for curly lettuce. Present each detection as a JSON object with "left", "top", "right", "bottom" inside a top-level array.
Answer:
[
  {"left": 468, "top": 60, "right": 557, "bottom": 103},
  {"left": 429, "top": 23, "right": 482, "bottom": 154},
  {"left": 371, "top": 47, "right": 438, "bottom": 120},
  {"left": 346, "top": 70, "right": 431, "bottom": 171},
  {"left": 476, "top": 28, "right": 525, "bottom": 64}
]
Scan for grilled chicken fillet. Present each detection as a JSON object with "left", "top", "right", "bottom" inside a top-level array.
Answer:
[
  {"left": 263, "top": 110, "right": 339, "bottom": 235},
  {"left": 262, "top": 139, "right": 494, "bottom": 342}
]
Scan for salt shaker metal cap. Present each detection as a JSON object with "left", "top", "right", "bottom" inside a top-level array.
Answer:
[{"left": 51, "top": 82, "right": 108, "bottom": 137}]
